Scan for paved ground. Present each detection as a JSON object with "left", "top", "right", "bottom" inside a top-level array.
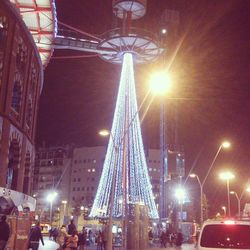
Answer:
[{"left": 39, "top": 237, "right": 196, "bottom": 250}]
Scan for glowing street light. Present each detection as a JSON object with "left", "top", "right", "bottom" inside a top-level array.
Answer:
[
  {"left": 149, "top": 71, "right": 171, "bottom": 96},
  {"left": 175, "top": 187, "right": 186, "bottom": 223},
  {"left": 98, "top": 129, "right": 118, "bottom": 250},
  {"left": 202, "top": 141, "right": 231, "bottom": 187},
  {"left": 219, "top": 171, "right": 235, "bottom": 217},
  {"left": 149, "top": 71, "right": 172, "bottom": 221},
  {"left": 222, "top": 206, "right": 227, "bottom": 216},
  {"left": 230, "top": 183, "right": 250, "bottom": 218},
  {"left": 47, "top": 191, "right": 58, "bottom": 225},
  {"left": 189, "top": 173, "right": 203, "bottom": 223}
]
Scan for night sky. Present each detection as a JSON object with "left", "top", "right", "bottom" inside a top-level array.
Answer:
[{"left": 37, "top": 0, "right": 250, "bottom": 216}]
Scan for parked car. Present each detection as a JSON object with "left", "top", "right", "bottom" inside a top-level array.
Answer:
[{"left": 197, "top": 219, "right": 250, "bottom": 250}]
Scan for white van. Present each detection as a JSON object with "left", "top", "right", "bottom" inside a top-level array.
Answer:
[{"left": 197, "top": 219, "right": 250, "bottom": 250}]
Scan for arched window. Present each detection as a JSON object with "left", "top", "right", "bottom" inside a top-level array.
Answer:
[
  {"left": 0, "top": 15, "right": 8, "bottom": 88},
  {"left": 11, "top": 73, "right": 22, "bottom": 113},
  {"left": 16, "top": 37, "right": 27, "bottom": 73}
]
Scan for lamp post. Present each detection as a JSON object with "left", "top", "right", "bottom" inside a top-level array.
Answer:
[
  {"left": 189, "top": 174, "right": 203, "bottom": 223},
  {"left": 175, "top": 186, "right": 186, "bottom": 226},
  {"left": 62, "top": 200, "right": 67, "bottom": 215},
  {"left": 230, "top": 185, "right": 250, "bottom": 218},
  {"left": 47, "top": 191, "right": 58, "bottom": 226},
  {"left": 99, "top": 129, "right": 119, "bottom": 250},
  {"left": 222, "top": 206, "right": 227, "bottom": 217},
  {"left": 202, "top": 141, "right": 231, "bottom": 186},
  {"left": 219, "top": 171, "right": 235, "bottom": 217},
  {"left": 149, "top": 71, "right": 172, "bottom": 221}
]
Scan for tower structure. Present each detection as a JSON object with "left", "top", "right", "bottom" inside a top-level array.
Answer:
[{"left": 88, "top": 0, "right": 162, "bottom": 220}]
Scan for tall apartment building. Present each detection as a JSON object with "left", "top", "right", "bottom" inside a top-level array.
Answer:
[
  {"left": 33, "top": 145, "right": 185, "bottom": 220},
  {"left": 33, "top": 145, "right": 73, "bottom": 216}
]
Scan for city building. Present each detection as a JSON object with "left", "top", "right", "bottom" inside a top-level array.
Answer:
[
  {"left": 33, "top": 145, "right": 73, "bottom": 219},
  {"left": 33, "top": 145, "right": 185, "bottom": 222},
  {"left": 0, "top": 0, "right": 55, "bottom": 212}
]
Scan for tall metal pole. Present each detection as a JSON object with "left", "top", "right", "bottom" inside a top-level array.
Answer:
[
  {"left": 160, "top": 100, "right": 167, "bottom": 221},
  {"left": 50, "top": 201, "right": 53, "bottom": 225},
  {"left": 227, "top": 180, "right": 231, "bottom": 217}
]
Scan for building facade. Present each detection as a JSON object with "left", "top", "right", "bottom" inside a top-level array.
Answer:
[
  {"left": 0, "top": 0, "right": 43, "bottom": 210},
  {"left": 33, "top": 145, "right": 185, "bottom": 220},
  {"left": 33, "top": 145, "right": 73, "bottom": 218}
]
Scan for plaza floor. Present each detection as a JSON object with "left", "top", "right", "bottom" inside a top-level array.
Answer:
[{"left": 38, "top": 237, "right": 196, "bottom": 250}]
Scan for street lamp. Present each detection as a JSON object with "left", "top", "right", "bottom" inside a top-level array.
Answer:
[
  {"left": 149, "top": 71, "right": 171, "bottom": 96},
  {"left": 202, "top": 141, "right": 231, "bottom": 186},
  {"left": 230, "top": 185, "right": 250, "bottom": 218},
  {"left": 222, "top": 206, "right": 227, "bottom": 217},
  {"left": 175, "top": 187, "right": 186, "bottom": 224},
  {"left": 219, "top": 171, "right": 235, "bottom": 217},
  {"left": 47, "top": 191, "right": 58, "bottom": 225},
  {"left": 189, "top": 174, "right": 203, "bottom": 223},
  {"left": 149, "top": 71, "right": 172, "bottom": 221},
  {"left": 99, "top": 129, "right": 118, "bottom": 250}
]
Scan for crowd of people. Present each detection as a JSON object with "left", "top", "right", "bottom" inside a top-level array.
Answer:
[
  {"left": 47, "top": 220, "right": 108, "bottom": 250},
  {"left": 148, "top": 228, "right": 184, "bottom": 248}
]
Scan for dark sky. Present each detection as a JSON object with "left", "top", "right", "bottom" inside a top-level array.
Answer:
[{"left": 37, "top": 0, "right": 250, "bottom": 216}]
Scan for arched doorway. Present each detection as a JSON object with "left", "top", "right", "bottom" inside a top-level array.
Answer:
[{"left": 7, "top": 139, "right": 20, "bottom": 190}]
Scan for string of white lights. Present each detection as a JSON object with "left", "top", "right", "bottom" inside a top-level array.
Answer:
[{"left": 89, "top": 53, "right": 159, "bottom": 219}]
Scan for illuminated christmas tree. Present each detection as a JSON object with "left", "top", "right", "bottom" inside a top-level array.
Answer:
[{"left": 90, "top": 53, "right": 159, "bottom": 219}]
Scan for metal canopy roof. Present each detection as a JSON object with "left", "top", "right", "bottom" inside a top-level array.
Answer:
[{"left": 10, "top": 0, "right": 57, "bottom": 68}]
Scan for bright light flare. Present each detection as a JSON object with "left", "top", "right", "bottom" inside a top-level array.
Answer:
[
  {"left": 175, "top": 187, "right": 186, "bottom": 200},
  {"left": 221, "top": 141, "right": 231, "bottom": 149},
  {"left": 149, "top": 72, "right": 171, "bottom": 95},
  {"left": 224, "top": 220, "right": 235, "bottom": 225},
  {"left": 47, "top": 191, "right": 57, "bottom": 203},
  {"left": 189, "top": 173, "right": 197, "bottom": 178},
  {"left": 219, "top": 171, "right": 235, "bottom": 180},
  {"left": 99, "top": 129, "right": 110, "bottom": 137}
]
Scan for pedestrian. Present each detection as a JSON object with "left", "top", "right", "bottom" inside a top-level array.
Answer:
[
  {"left": 148, "top": 229, "right": 153, "bottom": 245},
  {"left": 0, "top": 215, "right": 10, "bottom": 250},
  {"left": 52, "top": 227, "right": 59, "bottom": 242},
  {"left": 102, "top": 225, "right": 108, "bottom": 250},
  {"left": 88, "top": 230, "right": 93, "bottom": 245},
  {"left": 96, "top": 230, "right": 103, "bottom": 250},
  {"left": 28, "top": 221, "right": 44, "bottom": 250},
  {"left": 56, "top": 225, "right": 69, "bottom": 250},
  {"left": 78, "top": 227, "right": 87, "bottom": 250},
  {"left": 65, "top": 229, "right": 78, "bottom": 250},
  {"left": 175, "top": 230, "right": 183, "bottom": 247},
  {"left": 67, "top": 219, "right": 76, "bottom": 235}
]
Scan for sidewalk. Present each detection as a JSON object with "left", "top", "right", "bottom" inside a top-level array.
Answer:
[
  {"left": 38, "top": 237, "right": 196, "bottom": 250},
  {"left": 38, "top": 237, "right": 59, "bottom": 250}
]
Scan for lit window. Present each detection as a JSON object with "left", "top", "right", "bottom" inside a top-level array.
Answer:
[
  {"left": 149, "top": 168, "right": 152, "bottom": 171},
  {"left": 93, "top": 160, "right": 96, "bottom": 163},
  {"left": 88, "top": 169, "right": 91, "bottom": 172},
  {"left": 92, "top": 168, "right": 95, "bottom": 172}
]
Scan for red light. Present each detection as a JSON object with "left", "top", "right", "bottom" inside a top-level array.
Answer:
[{"left": 224, "top": 220, "right": 235, "bottom": 225}]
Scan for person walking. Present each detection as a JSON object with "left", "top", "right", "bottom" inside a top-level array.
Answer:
[
  {"left": 56, "top": 225, "right": 69, "bottom": 250},
  {"left": 78, "top": 227, "right": 87, "bottom": 250},
  {"left": 28, "top": 221, "right": 44, "bottom": 250},
  {"left": 65, "top": 229, "right": 78, "bottom": 250},
  {"left": 0, "top": 215, "right": 10, "bottom": 250},
  {"left": 67, "top": 219, "right": 76, "bottom": 235}
]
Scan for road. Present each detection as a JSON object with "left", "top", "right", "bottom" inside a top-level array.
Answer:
[{"left": 39, "top": 237, "right": 196, "bottom": 250}]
